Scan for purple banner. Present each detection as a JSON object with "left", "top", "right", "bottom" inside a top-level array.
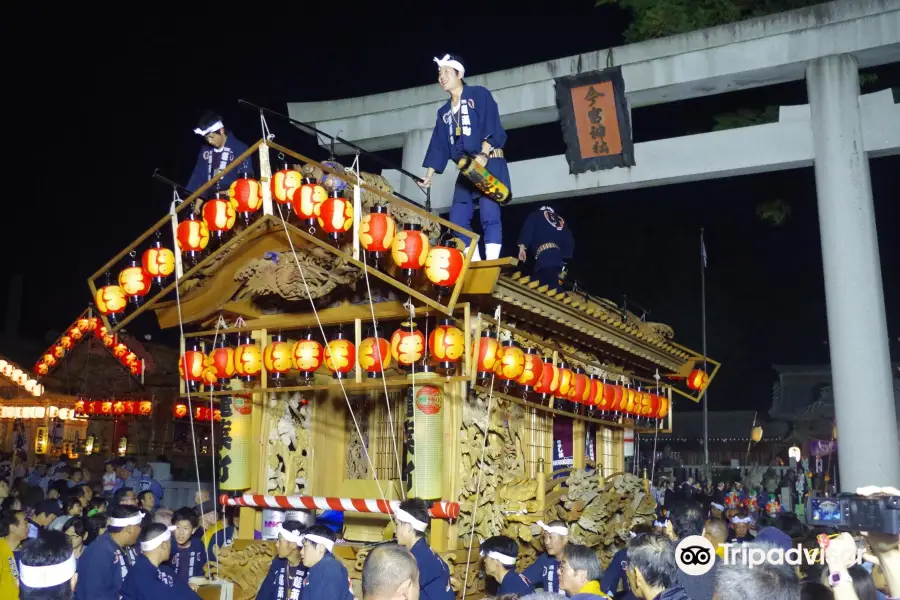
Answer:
[
  {"left": 809, "top": 439, "right": 837, "bottom": 456},
  {"left": 553, "top": 416, "right": 574, "bottom": 473}
]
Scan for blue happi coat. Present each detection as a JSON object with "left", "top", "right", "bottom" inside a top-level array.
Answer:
[
  {"left": 169, "top": 537, "right": 207, "bottom": 583},
  {"left": 300, "top": 552, "right": 353, "bottom": 600},
  {"left": 410, "top": 538, "right": 454, "bottom": 600},
  {"left": 257, "top": 558, "right": 306, "bottom": 600},
  {"left": 498, "top": 571, "right": 534, "bottom": 595},
  {"left": 522, "top": 552, "right": 564, "bottom": 594},
  {"left": 121, "top": 555, "right": 199, "bottom": 600},
  {"left": 74, "top": 533, "right": 135, "bottom": 600},
  {"left": 186, "top": 133, "right": 254, "bottom": 193}
]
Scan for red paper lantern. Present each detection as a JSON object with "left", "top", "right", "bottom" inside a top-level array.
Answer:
[
  {"left": 657, "top": 395, "right": 670, "bottom": 419},
  {"left": 95, "top": 285, "right": 127, "bottom": 316},
  {"left": 534, "top": 362, "right": 560, "bottom": 397},
  {"left": 174, "top": 403, "right": 188, "bottom": 418},
  {"left": 586, "top": 376, "right": 599, "bottom": 406},
  {"left": 35, "top": 362, "right": 49, "bottom": 376},
  {"left": 317, "top": 194, "right": 353, "bottom": 238},
  {"left": 687, "top": 369, "right": 709, "bottom": 391},
  {"left": 122, "top": 401, "right": 134, "bottom": 415},
  {"left": 76, "top": 318, "right": 91, "bottom": 332},
  {"left": 293, "top": 334, "right": 324, "bottom": 377},
  {"left": 228, "top": 176, "right": 263, "bottom": 214},
  {"left": 41, "top": 353, "right": 57, "bottom": 368},
  {"left": 203, "top": 198, "right": 237, "bottom": 233},
  {"left": 570, "top": 370, "right": 590, "bottom": 404},
  {"left": 271, "top": 168, "right": 303, "bottom": 205},
  {"left": 142, "top": 244, "right": 175, "bottom": 282},
  {"left": 207, "top": 346, "right": 236, "bottom": 383},
  {"left": 425, "top": 245, "right": 464, "bottom": 288},
  {"left": 112, "top": 401, "right": 126, "bottom": 415},
  {"left": 390, "top": 322, "right": 426, "bottom": 368},
  {"left": 428, "top": 321, "right": 465, "bottom": 370},
  {"left": 52, "top": 344, "right": 66, "bottom": 358},
  {"left": 119, "top": 265, "right": 152, "bottom": 301},
  {"left": 179, "top": 349, "right": 205, "bottom": 383},
  {"left": 263, "top": 337, "right": 294, "bottom": 379},
  {"left": 100, "top": 401, "right": 112, "bottom": 415},
  {"left": 87, "top": 318, "right": 100, "bottom": 333},
  {"left": 60, "top": 336, "right": 74, "bottom": 350},
  {"left": 139, "top": 400, "right": 152, "bottom": 416},
  {"left": 495, "top": 341, "right": 525, "bottom": 382},
  {"left": 557, "top": 364, "right": 574, "bottom": 399},
  {"left": 68, "top": 326, "right": 83, "bottom": 341},
  {"left": 475, "top": 331, "right": 501, "bottom": 378},
  {"left": 392, "top": 225, "right": 430, "bottom": 273},
  {"left": 74, "top": 400, "right": 85, "bottom": 415},
  {"left": 177, "top": 216, "right": 210, "bottom": 253},
  {"left": 293, "top": 177, "right": 327, "bottom": 223},
  {"left": 324, "top": 334, "right": 355, "bottom": 378},
  {"left": 359, "top": 206, "right": 396, "bottom": 257},
  {"left": 234, "top": 338, "right": 263, "bottom": 381},
  {"left": 358, "top": 336, "right": 391, "bottom": 377},
  {"left": 112, "top": 342, "right": 128, "bottom": 360},
  {"left": 594, "top": 381, "right": 609, "bottom": 410},
  {"left": 516, "top": 348, "right": 544, "bottom": 390}
]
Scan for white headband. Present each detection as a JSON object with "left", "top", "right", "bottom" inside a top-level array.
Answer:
[
  {"left": 304, "top": 534, "right": 335, "bottom": 553},
  {"left": 482, "top": 550, "right": 517, "bottom": 566},
  {"left": 653, "top": 520, "right": 666, "bottom": 528},
  {"left": 537, "top": 521, "right": 568, "bottom": 536},
  {"left": 140, "top": 526, "right": 176, "bottom": 552},
  {"left": 109, "top": 512, "right": 145, "bottom": 527},
  {"left": 20, "top": 554, "right": 76, "bottom": 588},
  {"left": 395, "top": 508, "right": 428, "bottom": 533},
  {"left": 433, "top": 54, "right": 465, "bottom": 78},
  {"left": 711, "top": 503, "right": 724, "bottom": 511},
  {"left": 194, "top": 121, "right": 224, "bottom": 136},
  {"left": 276, "top": 524, "right": 305, "bottom": 545},
  {"left": 732, "top": 516, "right": 753, "bottom": 524},
  {"left": 540, "top": 206, "right": 555, "bottom": 212}
]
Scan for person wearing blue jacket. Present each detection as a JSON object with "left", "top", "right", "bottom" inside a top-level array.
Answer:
[
  {"left": 394, "top": 498, "right": 453, "bottom": 600},
  {"left": 523, "top": 520, "right": 569, "bottom": 594},
  {"left": 74, "top": 505, "right": 143, "bottom": 600},
  {"left": 421, "top": 54, "right": 510, "bottom": 262},
  {"left": 121, "top": 523, "right": 199, "bottom": 600},
  {"left": 168, "top": 508, "right": 207, "bottom": 583},
  {"left": 517, "top": 205, "right": 575, "bottom": 292},
  {"left": 186, "top": 111, "right": 254, "bottom": 194},
  {"left": 481, "top": 535, "right": 533, "bottom": 596},
  {"left": 256, "top": 521, "right": 307, "bottom": 600},
  {"left": 300, "top": 525, "right": 353, "bottom": 600}
]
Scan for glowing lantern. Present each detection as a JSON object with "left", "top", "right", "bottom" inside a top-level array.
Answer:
[
  {"left": 41, "top": 353, "right": 57, "bottom": 368},
  {"left": 687, "top": 369, "right": 709, "bottom": 391},
  {"left": 203, "top": 197, "right": 237, "bottom": 238},
  {"left": 359, "top": 206, "right": 396, "bottom": 258},
  {"left": 68, "top": 326, "right": 83, "bottom": 341},
  {"left": 494, "top": 341, "right": 525, "bottom": 383},
  {"left": 95, "top": 285, "right": 127, "bottom": 318},
  {"left": 129, "top": 360, "right": 143, "bottom": 377},
  {"left": 475, "top": 331, "right": 501, "bottom": 379},
  {"left": 534, "top": 362, "right": 560, "bottom": 399},
  {"left": 111, "top": 342, "right": 127, "bottom": 360},
  {"left": 207, "top": 343, "right": 236, "bottom": 384},
  {"left": 117, "top": 436, "right": 128, "bottom": 457},
  {"left": 788, "top": 446, "right": 801, "bottom": 462},
  {"left": 100, "top": 401, "right": 112, "bottom": 415},
  {"left": 179, "top": 344, "right": 206, "bottom": 391},
  {"left": 34, "top": 427, "right": 48, "bottom": 455},
  {"left": 516, "top": 348, "right": 544, "bottom": 392},
  {"left": 84, "top": 435, "right": 95, "bottom": 455},
  {"left": 358, "top": 335, "right": 391, "bottom": 378},
  {"left": 174, "top": 403, "right": 188, "bottom": 418},
  {"left": 24, "top": 379, "right": 36, "bottom": 393},
  {"left": 428, "top": 320, "right": 465, "bottom": 371},
  {"left": 31, "top": 384, "right": 43, "bottom": 398},
  {"left": 76, "top": 318, "right": 90, "bottom": 332},
  {"left": 87, "top": 317, "right": 100, "bottom": 332},
  {"left": 35, "top": 362, "right": 49, "bottom": 376},
  {"left": 122, "top": 351, "right": 139, "bottom": 368},
  {"left": 293, "top": 333, "right": 324, "bottom": 379},
  {"left": 12, "top": 369, "right": 26, "bottom": 385},
  {"left": 74, "top": 400, "right": 85, "bottom": 415},
  {"left": 234, "top": 335, "right": 262, "bottom": 382},
  {"left": 390, "top": 322, "right": 426, "bottom": 368},
  {"left": 60, "top": 336, "right": 74, "bottom": 350},
  {"left": 263, "top": 335, "right": 294, "bottom": 380},
  {"left": 119, "top": 262, "right": 152, "bottom": 304},
  {"left": 228, "top": 175, "right": 263, "bottom": 218},
  {"left": 52, "top": 345, "right": 66, "bottom": 359},
  {"left": 271, "top": 168, "right": 303, "bottom": 205},
  {"left": 425, "top": 245, "right": 464, "bottom": 290},
  {"left": 176, "top": 214, "right": 210, "bottom": 262},
  {"left": 392, "top": 224, "right": 430, "bottom": 277},
  {"left": 142, "top": 242, "right": 176, "bottom": 285},
  {"left": 292, "top": 177, "right": 327, "bottom": 227},
  {"left": 112, "top": 401, "right": 126, "bottom": 415},
  {"left": 657, "top": 395, "right": 670, "bottom": 419},
  {"left": 751, "top": 425, "right": 764, "bottom": 443},
  {"left": 324, "top": 332, "right": 355, "bottom": 378},
  {"left": 557, "top": 363, "right": 574, "bottom": 400},
  {"left": 139, "top": 400, "right": 152, "bottom": 416},
  {"left": 570, "top": 369, "right": 591, "bottom": 408},
  {"left": 317, "top": 193, "right": 354, "bottom": 239},
  {"left": 595, "top": 380, "right": 609, "bottom": 412}
]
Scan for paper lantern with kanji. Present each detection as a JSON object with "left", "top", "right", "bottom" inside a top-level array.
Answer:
[
  {"left": 234, "top": 340, "right": 262, "bottom": 381},
  {"left": 358, "top": 336, "right": 391, "bottom": 378},
  {"left": 324, "top": 334, "right": 355, "bottom": 378},
  {"left": 95, "top": 285, "right": 127, "bottom": 317},
  {"left": 425, "top": 245, "right": 464, "bottom": 289},
  {"left": 516, "top": 348, "right": 544, "bottom": 391},
  {"left": 557, "top": 364, "right": 574, "bottom": 399},
  {"left": 570, "top": 370, "right": 591, "bottom": 405},
  {"left": 76, "top": 318, "right": 90, "bottom": 332},
  {"left": 263, "top": 337, "right": 293, "bottom": 379},
  {"left": 228, "top": 176, "right": 263, "bottom": 214},
  {"left": 179, "top": 348, "right": 206, "bottom": 385},
  {"left": 390, "top": 323, "right": 426, "bottom": 368},
  {"left": 495, "top": 341, "right": 525, "bottom": 382},
  {"left": 428, "top": 320, "right": 465, "bottom": 370},
  {"left": 35, "top": 361, "right": 49, "bottom": 376},
  {"left": 174, "top": 402, "right": 188, "bottom": 418},
  {"left": 100, "top": 401, "right": 113, "bottom": 415},
  {"left": 112, "top": 342, "right": 128, "bottom": 360},
  {"left": 41, "top": 353, "right": 57, "bottom": 368},
  {"left": 118, "top": 265, "right": 152, "bottom": 301},
  {"left": 293, "top": 178, "right": 327, "bottom": 223},
  {"left": 203, "top": 198, "right": 237, "bottom": 234},
  {"left": 392, "top": 225, "right": 430, "bottom": 274},
  {"left": 207, "top": 345, "right": 235, "bottom": 383},
  {"left": 142, "top": 244, "right": 175, "bottom": 283},
  {"left": 271, "top": 168, "right": 303, "bottom": 205},
  {"left": 475, "top": 331, "right": 501, "bottom": 378},
  {"left": 138, "top": 400, "right": 151, "bottom": 416},
  {"left": 293, "top": 334, "right": 324, "bottom": 377},
  {"left": 177, "top": 216, "right": 210, "bottom": 253},
  {"left": 68, "top": 326, "right": 83, "bottom": 341},
  {"left": 687, "top": 369, "right": 709, "bottom": 391},
  {"left": 60, "top": 335, "right": 74, "bottom": 350},
  {"left": 112, "top": 401, "right": 126, "bottom": 415},
  {"left": 317, "top": 194, "right": 353, "bottom": 238},
  {"left": 534, "top": 362, "right": 560, "bottom": 397},
  {"left": 359, "top": 206, "right": 396, "bottom": 257},
  {"left": 657, "top": 395, "right": 670, "bottom": 419}
]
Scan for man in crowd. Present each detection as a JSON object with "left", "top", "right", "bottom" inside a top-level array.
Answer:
[
  {"left": 480, "top": 535, "right": 532, "bottom": 595},
  {"left": 523, "top": 519, "right": 569, "bottom": 594},
  {"left": 29, "top": 500, "right": 62, "bottom": 538},
  {"left": 256, "top": 521, "right": 306, "bottom": 600},
  {"left": 362, "top": 543, "right": 420, "bottom": 600},
  {"left": 121, "top": 523, "right": 200, "bottom": 600},
  {"left": 714, "top": 542, "right": 799, "bottom": 600},
  {"left": 137, "top": 491, "right": 156, "bottom": 515},
  {"left": 558, "top": 543, "right": 606, "bottom": 598},
  {"left": 137, "top": 464, "right": 163, "bottom": 507},
  {"left": 300, "top": 524, "right": 353, "bottom": 599},
  {"left": 169, "top": 508, "right": 207, "bottom": 583},
  {"left": 75, "top": 505, "right": 143, "bottom": 600},
  {"left": 727, "top": 512, "right": 754, "bottom": 544},
  {"left": 626, "top": 533, "right": 690, "bottom": 600},
  {"left": 19, "top": 530, "right": 78, "bottom": 600},
  {"left": 667, "top": 501, "right": 717, "bottom": 600},
  {"left": 187, "top": 111, "right": 254, "bottom": 193},
  {"left": 394, "top": 498, "right": 453, "bottom": 599},
  {"left": 0, "top": 509, "right": 28, "bottom": 598},
  {"left": 703, "top": 518, "right": 729, "bottom": 560}
]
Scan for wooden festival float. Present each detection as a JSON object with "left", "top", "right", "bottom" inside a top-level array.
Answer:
[{"left": 85, "top": 130, "right": 717, "bottom": 598}]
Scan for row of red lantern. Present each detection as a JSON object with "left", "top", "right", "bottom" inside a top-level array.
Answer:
[
  {"left": 173, "top": 403, "right": 221, "bottom": 422},
  {"left": 74, "top": 399, "right": 153, "bottom": 417},
  {"left": 474, "top": 333, "right": 671, "bottom": 419},
  {"left": 38, "top": 318, "right": 144, "bottom": 378}
]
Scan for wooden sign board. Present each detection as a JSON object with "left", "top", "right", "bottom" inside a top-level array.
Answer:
[{"left": 555, "top": 67, "right": 635, "bottom": 174}]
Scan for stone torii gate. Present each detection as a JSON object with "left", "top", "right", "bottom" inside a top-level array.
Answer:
[{"left": 289, "top": 0, "right": 900, "bottom": 490}]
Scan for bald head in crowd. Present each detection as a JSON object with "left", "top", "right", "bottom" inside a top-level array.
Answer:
[
  {"left": 362, "top": 543, "right": 420, "bottom": 600},
  {"left": 715, "top": 542, "right": 799, "bottom": 600}
]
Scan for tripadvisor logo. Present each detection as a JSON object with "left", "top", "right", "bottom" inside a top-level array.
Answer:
[
  {"left": 676, "top": 535, "right": 865, "bottom": 574},
  {"left": 675, "top": 536, "right": 716, "bottom": 576}
]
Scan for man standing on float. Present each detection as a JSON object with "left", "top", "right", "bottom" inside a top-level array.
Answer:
[
  {"left": 187, "top": 111, "right": 254, "bottom": 193},
  {"left": 421, "top": 54, "right": 510, "bottom": 262}
]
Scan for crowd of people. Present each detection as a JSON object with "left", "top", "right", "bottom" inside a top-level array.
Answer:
[{"left": 1, "top": 456, "right": 898, "bottom": 600}]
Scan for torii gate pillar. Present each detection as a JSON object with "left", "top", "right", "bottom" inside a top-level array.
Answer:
[{"left": 807, "top": 54, "right": 900, "bottom": 491}]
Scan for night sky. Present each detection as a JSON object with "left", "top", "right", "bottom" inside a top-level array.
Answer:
[{"left": 7, "top": 2, "right": 899, "bottom": 414}]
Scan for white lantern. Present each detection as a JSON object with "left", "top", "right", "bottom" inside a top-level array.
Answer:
[
  {"left": 32, "top": 384, "right": 44, "bottom": 398},
  {"left": 24, "top": 379, "right": 36, "bottom": 392},
  {"left": 59, "top": 408, "right": 71, "bottom": 420},
  {"left": 11, "top": 369, "right": 23, "bottom": 383},
  {"left": 48, "top": 406, "right": 59, "bottom": 419},
  {"left": 22, "top": 407, "right": 33, "bottom": 419},
  {"left": 33, "top": 406, "right": 46, "bottom": 419},
  {"left": 0, "top": 407, "right": 10, "bottom": 419},
  {"left": 0, "top": 359, "right": 7, "bottom": 370},
  {"left": 788, "top": 446, "right": 801, "bottom": 462},
  {"left": 14, "top": 407, "right": 25, "bottom": 419}
]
